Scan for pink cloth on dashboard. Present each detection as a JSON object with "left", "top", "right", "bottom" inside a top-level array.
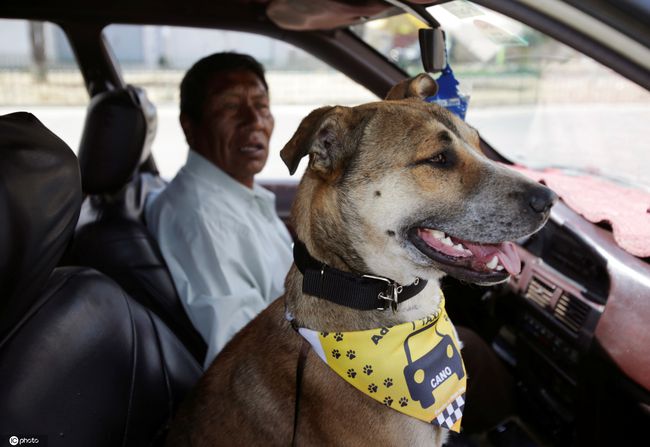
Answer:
[{"left": 509, "top": 165, "right": 650, "bottom": 258}]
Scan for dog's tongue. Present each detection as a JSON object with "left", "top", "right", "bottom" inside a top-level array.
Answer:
[{"left": 463, "top": 241, "right": 521, "bottom": 275}]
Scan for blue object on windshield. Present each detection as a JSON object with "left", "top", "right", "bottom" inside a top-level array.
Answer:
[{"left": 424, "top": 64, "right": 469, "bottom": 121}]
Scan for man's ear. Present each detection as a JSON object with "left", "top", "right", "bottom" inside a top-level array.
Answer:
[
  {"left": 281, "top": 105, "right": 363, "bottom": 177},
  {"left": 179, "top": 113, "right": 195, "bottom": 148},
  {"left": 385, "top": 73, "right": 438, "bottom": 100}
]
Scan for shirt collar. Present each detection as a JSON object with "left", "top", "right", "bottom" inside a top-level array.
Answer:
[{"left": 184, "top": 150, "right": 275, "bottom": 205}]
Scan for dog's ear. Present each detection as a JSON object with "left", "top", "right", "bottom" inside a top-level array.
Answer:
[
  {"left": 280, "top": 106, "right": 335, "bottom": 175},
  {"left": 385, "top": 73, "right": 438, "bottom": 100},
  {"left": 281, "top": 105, "right": 360, "bottom": 177}
]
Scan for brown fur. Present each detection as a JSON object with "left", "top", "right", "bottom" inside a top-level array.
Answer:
[{"left": 166, "top": 74, "right": 553, "bottom": 446}]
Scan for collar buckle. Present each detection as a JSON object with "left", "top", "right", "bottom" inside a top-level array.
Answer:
[{"left": 362, "top": 274, "right": 401, "bottom": 312}]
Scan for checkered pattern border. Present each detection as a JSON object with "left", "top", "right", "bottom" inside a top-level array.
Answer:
[{"left": 435, "top": 393, "right": 465, "bottom": 430}]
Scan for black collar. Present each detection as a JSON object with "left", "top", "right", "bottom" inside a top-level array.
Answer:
[{"left": 293, "top": 240, "right": 427, "bottom": 311}]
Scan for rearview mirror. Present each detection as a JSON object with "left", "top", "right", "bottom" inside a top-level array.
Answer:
[{"left": 419, "top": 28, "right": 446, "bottom": 73}]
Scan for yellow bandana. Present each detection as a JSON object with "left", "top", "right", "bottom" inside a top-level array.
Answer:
[{"left": 298, "top": 298, "right": 467, "bottom": 432}]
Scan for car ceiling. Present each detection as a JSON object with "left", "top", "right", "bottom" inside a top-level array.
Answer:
[{"left": 0, "top": 0, "right": 407, "bottom": 29}]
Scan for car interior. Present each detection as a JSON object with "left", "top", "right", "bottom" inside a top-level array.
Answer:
[
  {"left": 0, "top": 1, "right": 649, "bottom": 446},
  {"left": 0, "top": 112, "right": 202, "bottom": 447}
]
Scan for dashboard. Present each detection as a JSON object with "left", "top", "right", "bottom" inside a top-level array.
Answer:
[{"left": 495, "top": 200, "right": 650, "bottom": 444}]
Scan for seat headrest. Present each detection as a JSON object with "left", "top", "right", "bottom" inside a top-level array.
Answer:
[
  {"left": 0, "top": 112, "right": 81, "bottom": 314},
  {"left": 78, "top": 85, "right": 157, "bottom": 195}
]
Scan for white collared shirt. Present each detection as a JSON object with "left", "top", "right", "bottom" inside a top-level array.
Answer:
[{"left": 146, "top": 150, "right": 293, "bottom": 368}]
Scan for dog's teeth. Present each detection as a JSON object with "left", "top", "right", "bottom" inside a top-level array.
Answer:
[
  {"left": 453, "top": 244, "right": 464, "bottom": 251},
  {"left": 430, "top": 230, "right": 445, "bottom": 240},
  {"left": 441, "top": 237, "right": 453, "bottom": 246},
  {"left": 486, "top": 256, "right": 499, "bottom": 270},
  {"left": 496, "top": 265, "right": 504, "bottom": 271}
]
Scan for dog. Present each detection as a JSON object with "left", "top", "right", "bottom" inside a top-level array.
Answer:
[{"left": 165, "top": 73, "right": 556, "bottom": 446}]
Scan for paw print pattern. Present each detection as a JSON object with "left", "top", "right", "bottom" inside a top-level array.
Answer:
[
  {"left": 399, "top": 397, "right": 408, "bottom": 407},
  {"left": 331, "top": 349, "right": 341, "bottom": 359},
  {"left": 320, "top": 331, "right": 329, "bottom": 337},
  {"left": 334, "top": 332, "right": 344, "bottom": 341},
  {"left": 368, "top": 383, "right": 378, "bottom": 393},
  {"left": 347, "top": 369, "right": 357, "bottom": 378},
  {"left": 346, "top": 350, "right": 356, "bottom": 360},
  {"left": 383, "top": 396, "right": 393, "bottom": 407},
  {"left": 363, "top": 365, "right": 373, "bottom": 375},
  {"left": 383, "top": 378, "right": 393, "bottom": 388}
]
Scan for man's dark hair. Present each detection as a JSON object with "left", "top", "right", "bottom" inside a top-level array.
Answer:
[{"left": 180, "top": 52, "right": 268, "bottom": 123}]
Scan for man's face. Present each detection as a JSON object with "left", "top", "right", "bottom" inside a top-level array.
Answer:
[{"left": 183, "top": 69, "right": 274, "bottom": 188}]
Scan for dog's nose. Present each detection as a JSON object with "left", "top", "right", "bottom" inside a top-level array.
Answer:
[{"left": 529, "top": 187, "right": 558, "bottom": 214}]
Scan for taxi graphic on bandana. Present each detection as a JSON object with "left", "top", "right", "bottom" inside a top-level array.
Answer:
[{"left": 403, "top": 320, "right": 465, "bottom": 409}]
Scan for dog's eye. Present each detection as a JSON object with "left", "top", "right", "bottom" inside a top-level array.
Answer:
[
  {"left": 428, "top": 153, "right": 447, "bottom": 165},
  {"left": 412, "top": 150, "right": 454, "bottom": 169}
]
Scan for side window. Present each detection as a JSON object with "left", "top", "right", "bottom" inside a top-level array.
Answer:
[
  {"left": 0, "top": 19, "right": 87, "bottom": 152},
  {"left": 103, "top": 25, "right": 376, "bottom": 180}
]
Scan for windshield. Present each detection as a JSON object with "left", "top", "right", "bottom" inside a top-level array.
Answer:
[{"left": 351, "top": 0, "right": 650, "bottom": 191}]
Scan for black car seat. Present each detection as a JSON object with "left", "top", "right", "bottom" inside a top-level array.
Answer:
[
  {"left": 69, "top": 85, "right": 207, "bottom": 364},
  {"left": 0, "top": 112, "right": 202, "bottom": 446}
]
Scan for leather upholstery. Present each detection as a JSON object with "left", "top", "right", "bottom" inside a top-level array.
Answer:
[
  {"left": 73, "top": 174, "right": 208, "bottom": 363},
  {"left": 0, "top": 112, "right": 202, "bottom": 446},
  {"left": 72, "top": 86, "right": 207, "bottom": 363},
  {"left": 0, "top": 267, "right": 201, "bottom": 447},
  {"left": 78, "top": 85, "right": 156, "bottom": 195},
  {"left": 0, "top": 112, "right": 82, "bottom": 333}
]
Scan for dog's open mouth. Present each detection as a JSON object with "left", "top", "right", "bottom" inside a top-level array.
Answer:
[{"left": 408, "top": 227, "right": 521, "bottom": 283}]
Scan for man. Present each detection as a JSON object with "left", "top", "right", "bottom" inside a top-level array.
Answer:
[{"left": 146, "top": 52, "right": 293, "bottom": 368}]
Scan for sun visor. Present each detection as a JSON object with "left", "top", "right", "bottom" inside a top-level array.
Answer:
[{"left": 267, "top": 0, "right": 392, "bottom": 31}]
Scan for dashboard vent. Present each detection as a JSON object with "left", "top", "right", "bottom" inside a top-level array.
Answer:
[
  {"left": 524, "top": 276, "right": 555, "bottom": 309},
  {"left": 554, "top": 293, "right": 589, "bottom": 334}
]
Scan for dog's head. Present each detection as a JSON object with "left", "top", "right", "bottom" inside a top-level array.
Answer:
[{"left": 281, "top": 74, "right": 556, "bottom": 286}]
